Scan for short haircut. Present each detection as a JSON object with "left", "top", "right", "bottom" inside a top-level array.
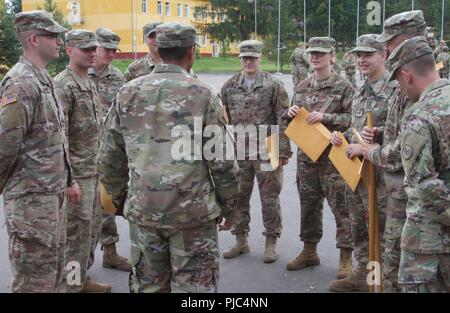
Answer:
[
  {"left": 17, "top": 30, "right": 35, "bottom": 48},
  {"left": 402, "top": 54, "right": 436, "bottom": 77},
  {"left": 158, "top": 46, "right": 192, "bottom": 62}
]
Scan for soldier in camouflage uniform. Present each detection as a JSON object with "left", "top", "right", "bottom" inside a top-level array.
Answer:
[
  {"left": 388, "top": 36, "right": 450, "bottom": 293},
  {"left": 290, "top": 42, "right": 309, "bottom": 87},
  {"left": 89, "top": 28, "right": 131, "bottom": 273},
  {"left": 97, "top": 23, "right": 240, "bottom": 293},
  {"left": 436, "top": 45, "right": 450, "bottom": 79},
  {"left": 342, "top": 47, "right": 357, "bottom": 87},
  {"left": 329, "top": 34, "right": 397, "bottom": 292},
  {"left": 0, "top": 10, "right": 71, "bottom": 293},
  {"left": 220, "top": 40, "right": 292, "bottom": 263},
  {"left": 55, "top": 30, "right": 111, "bottom": 293},
  {"left": 123, "top": 22, "right": 162, "bottom": 82},
  {"left": 347, "top": 10, "right": 428, "bottom": 292},
  {"left": 285, "top": 37, "right": 355, "bottom": 280}
]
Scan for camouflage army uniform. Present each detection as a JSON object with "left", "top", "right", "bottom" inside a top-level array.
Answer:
[
  {"left": 436, "top": 50, "right": 450, "bottom": 79},
  {"left": 89, "top": 63, "right": 123, "bottom": 248},
  {"left": 290, "top": 47, "right": 309, "bottom": 87},
  {"left": 342, "top": 50, "right": 357, "bottom": 86},
  {"left": 292, "top": 71, "right": 354, "bottom": 249},
  {"left": 0, "top": 11, "right": 70, "bottom": 293},
  {"left": 55, "top": 31, "right": 103, "bottom": 292},
  {"left": 122, "top": 53, "right": 156, "bottom": 83},
  {"left": 97, "top": 23, "right": 240, "bottom": 293},
  {"left": 388, "top": 37, "right": 450, "bottom": 293},
  {"left": 367, "top": 10, "right": 428, "bottom": 292},
  {"left": 221, "top": 70, "right": 292, "bottom": 239},
  {"left": 332, "top": 62, "right": 342, "bottom": 75}
]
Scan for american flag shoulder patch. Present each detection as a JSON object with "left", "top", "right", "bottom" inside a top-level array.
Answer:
[{"left": 0, "top": 93, "right": 17, "bottom": 107}]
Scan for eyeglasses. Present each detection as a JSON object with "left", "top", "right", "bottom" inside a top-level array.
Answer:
[{"left": 241, "top": 56, "right": 259, "bottom": 63}]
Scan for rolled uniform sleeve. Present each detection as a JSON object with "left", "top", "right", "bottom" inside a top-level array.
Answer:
[
  {"left": 401, "top": 116, "right": 450, "bottom": 226},
  {"left": 97, "top": 97, "right": 129, "bottom": 211},
  {"left": 0, "top": 79, "right": 34, "bottom": 193},
  {"left": 203, "top": 94, "right": 240, "bottom": 220}
]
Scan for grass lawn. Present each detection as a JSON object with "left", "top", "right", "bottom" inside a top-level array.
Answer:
[{"left": 113, "top": 56, "right": 291, "bottom": 74}]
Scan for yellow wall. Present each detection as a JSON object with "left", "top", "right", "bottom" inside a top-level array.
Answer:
[{"left": 22, "top": 0, "right": 231, "bottom": 57}]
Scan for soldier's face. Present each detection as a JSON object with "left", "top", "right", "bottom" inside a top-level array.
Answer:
[
  {"left": 309, "top": 52, "right": 332, "bottom": 71},
  {"left": 386, "top": 35, "right": 409, "bottom": 54},
  {"left": 356, "top": 51, "right": 386, "bottom": 77},
  {"left": 96, "top": 47, "right": 116, "bottom": 66},
  {"left": 34, "top": 31, "right": 63, "bottom": 60},
  {"left": 146, "top": 33, "right": 157, "bottom": 52},
  {"left": 68, "top": 46, "right": 97, "bottom": 69},
  {"left": 240, "top": 56, "right": 261, "bottom": 74}
]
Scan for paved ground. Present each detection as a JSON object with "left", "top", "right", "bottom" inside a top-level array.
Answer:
[{"left": 0, "top": 72, "right": 362, "bottom": 293}]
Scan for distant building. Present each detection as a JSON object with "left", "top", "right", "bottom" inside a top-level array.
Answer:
[{"left": 22, "top": 0, "right": 233, "bottom": 58}]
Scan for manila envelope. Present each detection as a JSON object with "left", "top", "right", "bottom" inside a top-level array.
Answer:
[
  {"left": 436, "top": 62, "right": 444, "bottom": 71},
  {"left": 328, "top": 133, "right": 362, "bottom": 192},
  {"left": 100, "top": 183, "right": 117, "bottom": 215},
  {"left": 265, "top": 132, "right": 280, "bottom": 171},
  {"left": 284, "top": 107, "right": 331, "bottom": 162}
]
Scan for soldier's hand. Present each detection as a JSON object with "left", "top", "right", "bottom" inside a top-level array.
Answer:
[
  {"left": 280, "top": 158, "right": 289, "bottom": 166},
  {"left": 218, "top": 217, "right": 234, "bottom": 231},
  {"left": 66, "top": 182, "right": 82, "bottom": 204},
  {"left": 287, "top": 105, "right": 300, "bottom": 118},
  {"left": 330, "top": 131, "right": 343, "bottom": 146},
  {"left": 346, "top": 144, "right": 364, "bottom": 159},
  {"left": 362, "top": 127, "right": 378, "bottom": 144},
  {"left": 306, "top": 111, "right": 324, "bottom": 124}
]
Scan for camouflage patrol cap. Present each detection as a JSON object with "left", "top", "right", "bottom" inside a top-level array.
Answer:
[
  {"left": 378, "top": 10, "right": 427, "bottom": 43},
  {"left": 143, "top": 22, "right": 162, "bottom": 38},
  {"left": 306, "top": 37, "right": 336, "bottom": 53},
  {"left": 353, "top": 34, "right": 385, "bottom": 53},
  {"left": 14, "top": 10, "right": 67, "bottom": 34},
  {"left": 96, "top": 28, "right": 121, "bottom": 50},
  {"left": 238, "top": 40, "right": 262, "bottom": 58},
  {"left": 387, "top": 36, "right": 433, "bottom": 81},
  {"left": 65, "top": 29, "right": 100, "bottom": 48},
  {"left": 156, "top": 23, "right": 198, "bottom": 48}
]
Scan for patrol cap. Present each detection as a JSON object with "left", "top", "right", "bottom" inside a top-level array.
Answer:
[
  {"left": 143, "top": 22, "right": 162, "bottom": 38},
  {"left": 387, "top": 36, "right": 433, "bottom": 81},
  {"left": 65, "top": 29, "right": 100, "bottom": 48},
  {"left": 14, "top": 10, "right": 67, "bottom": 34},
  {"left": 96, "top": 28, "right": 121, "bottom": 50},
  {"left": 378, "top": 10, "right": 427, "bottom": 43},
  {"left": 353, "top": 34, "right": 385, "bottom": 53},
  {"left": 238, "top": 40, "right": 262, "bottom": 58},
  {"left": 156, "top": 23, "right": 198, "bottom": 48},
  {"left": 306, "top": 37, "right": 336, "bottom": 53}
]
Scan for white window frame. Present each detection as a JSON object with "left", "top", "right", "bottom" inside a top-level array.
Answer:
[
  {"left": 184, "top": 5, "right": 190, "bottom": 18},
  {"left": 142, "top": 0, "right": 148, "bottom": 14},
  {"left": 157, "top": 1, "right": 162, "bottom": 16},
  {"left": 202, "top": 34, "right": 207, "bottom": 47},
  {"left": 165, "top": 2, "right": 171, "bottom": 16}
]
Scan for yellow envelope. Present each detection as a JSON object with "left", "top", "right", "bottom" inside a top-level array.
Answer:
[
  {"left": 284, "top": 107, "right": 331, "bottom": 162},
  {"left": 100, "top": 183, "right": 117, "bottom": 214},
  {"left": 436, "top": 62, "right": 444, "bottom": 71},
  {"left": 265, "top": 132, "right": 280, "bottom": 170},
  {"left": 328, "top": 133, "right": 362, "bottom": 192},
  {"left": 359, "top": 159, "right": 370, "bottom": 188}
]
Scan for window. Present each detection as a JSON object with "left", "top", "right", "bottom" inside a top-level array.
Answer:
[
  {"left": 195, "top": 36, "right": 200, "bottom": 46},
  {"left": 201, "top": 10, "right": 206, "bottom": 20},
  {"left": 177, "top": 4, "right": 182, "bottom": 17},
  {"left": 184, "top": 5, "right": 190, "bottom": 18},
  {"left": 202, "top": 35, "right": 207, "bottom": 47},
  {"left": 142, "top": 0, "right": 148, "bottom": 14},
  {"left": 165, "top": 2, "right": 171, "bottom": 16},
  {"left": 157, "top": 1, "right": 162, "bottom": 15}
]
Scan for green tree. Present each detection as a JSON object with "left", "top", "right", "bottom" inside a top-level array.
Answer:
[
  {"left": 0, "top": 0, "right": 21, "bottom": 68},
  {"left": 37, "top": 0, "right": 71, "bottom": 76}
]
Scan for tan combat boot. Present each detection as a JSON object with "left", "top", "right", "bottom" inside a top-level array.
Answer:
[
  {"left": 80, "top": 276, "right": 112, "bottom": 293},
  {"left": 263, "top": 235, "right": 278, "bottom": 263},
  {"left": 103, "top": 243, "right": 132, "bottom": 272},
  {"left": 329, "top": 262, "right": 369, "bottom": 292},
  {"left": 286, "top": 242, "right": 320, "bottom": 271},
  {"left": 336, "top": 248, "right": 353, "bottom": 279},
  {"left": 223, "top": 233, "right": 249, "bottom": 259}
]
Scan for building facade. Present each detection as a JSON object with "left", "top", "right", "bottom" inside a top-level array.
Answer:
[{"left": 22, "top": 0, "right": 228, "bottom": 58}]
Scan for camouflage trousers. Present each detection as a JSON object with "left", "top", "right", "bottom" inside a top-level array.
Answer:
[
  {"left": 297, "top": 161, "right": 352, "bottom": 248},
  {"left": 4, "top": 192, "right": 67, "bottom": 293},
  {"left": 345, "top": 174, "right": 387, "bottom": 264},
  {"left": 231, "top": 160, "right": 283, "bottom": 237},
  {"left": 63, "top": 176, "right": 102, "bottom": 292},
  {"left": 292, "top": 66, "right": 309, "bottom": 87},
  {"left": 101, "top": 212, "right": 119, "bottom": 246},
  {"left": 382, "top": 172, "right": 407, "bottom": 293},
  {"left": 399, "top": 251, "right": 450, "bottom": 293},
  {"left": 129, "top": 221, "right": 219, "bottom": 293}
]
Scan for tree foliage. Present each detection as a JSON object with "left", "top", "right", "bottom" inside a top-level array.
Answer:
[{"left": 0, "top": 0, "right": 21, "bottom": 69}]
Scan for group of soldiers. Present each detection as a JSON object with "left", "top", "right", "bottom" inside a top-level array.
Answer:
[{"left": 0, "top": 7, "right": 449, "bottom": 294}]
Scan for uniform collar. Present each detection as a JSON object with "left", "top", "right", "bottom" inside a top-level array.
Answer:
[
  {"left": 358, "top": 69, "right": 390, "bottom": 96},
  {"left": 66, "top": 67, "right": 92, "bottom": 91},
  {"left": 88, "top": 64, "right": 114, "bottom": 79},
  {"left": 238, "top": 71, "right": 264, "bottom": 90},
  {"left": 20, "top": 57, "right": 52, "bottom": 86},
  {"left": 418, "top": 79, "right": 450, "bottom": 102},
  {"left": 153, "top": 63, "right": 190, "bottom": 75}
]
